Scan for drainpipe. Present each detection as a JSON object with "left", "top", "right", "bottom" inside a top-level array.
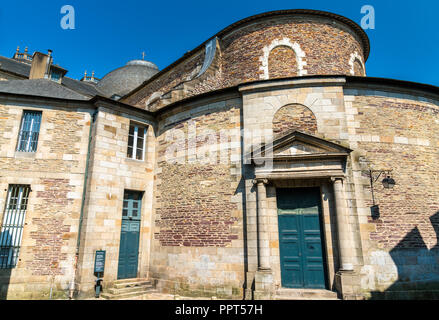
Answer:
[{"left": 69, "top": 108, "right": 98, "bottom": 299}]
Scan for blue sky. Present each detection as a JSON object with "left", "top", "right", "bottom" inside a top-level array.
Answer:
[{"left": 0, "top": 0, "right": 437, "bottom": 86}]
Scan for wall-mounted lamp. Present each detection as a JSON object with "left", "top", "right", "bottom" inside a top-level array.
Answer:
[
  {"left": 368, "top": 170, "right": 396, "bottom": 206},
  {"left": 381, "top": 175, "right": 396, "bottom": 189}
]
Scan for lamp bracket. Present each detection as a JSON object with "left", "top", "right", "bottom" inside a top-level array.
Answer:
[{"left": 368, "top": 169, "right": 393, "bottom": 183}]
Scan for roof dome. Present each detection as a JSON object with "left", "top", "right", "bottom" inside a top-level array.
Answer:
[{"left": 97, "top": 60, "right": 159, "bottom": 98}]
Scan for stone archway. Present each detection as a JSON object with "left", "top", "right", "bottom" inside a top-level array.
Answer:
[
  {"left": 259, "top": 38, "right": 307, "bottom": 80},
  {"left": 349, "top": 52, "right": 366, "bottom": 76}
]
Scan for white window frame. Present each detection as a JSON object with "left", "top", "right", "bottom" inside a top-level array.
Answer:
[
  {"left": 17, "top": 110, "right": 42, "bottom": 153},
  {"left": 127, "top": 123, "right": 147, "bottom": 161}
]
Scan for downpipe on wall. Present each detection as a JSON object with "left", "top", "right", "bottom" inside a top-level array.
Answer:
[{"left": 69, "top": 108, "right": 98, "bottom": 299}]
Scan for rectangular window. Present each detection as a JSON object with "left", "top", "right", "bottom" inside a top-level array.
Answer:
[
  {"left": 127, "top": 123, "right": 147, "bottom": 161},
  {"left": 122, "top": 190, "right": 143, "bottom": 220},
  {"left": 0, "top": 185, "right": 31, "bottom": 269},
  {"left": 17, "top": 111, "right": 42, "bottom": 152},
  {"left": 50, "top": 71, "right": 61, "bottom": 82}
]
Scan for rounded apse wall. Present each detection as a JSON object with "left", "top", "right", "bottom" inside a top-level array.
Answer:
[{"left": 220, "top": 13, "right": 368, "bottom": 83}]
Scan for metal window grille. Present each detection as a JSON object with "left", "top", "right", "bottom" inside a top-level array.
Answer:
[
  {"left": 17, "top": 111, "right": 42, "bottom": 153},
  {"left": 127, "top": 123, "right": 147, "bottom": 161},
  {"left": 0, "top": 185, "right": 30, "bottom": 269}
]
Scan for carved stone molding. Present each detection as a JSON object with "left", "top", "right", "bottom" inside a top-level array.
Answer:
[
  {"left": 252, "top": 178, "right": 269, "bottom": 185},
  {"left": 330, "top": 176, "right": 345, "bottom": 183}
]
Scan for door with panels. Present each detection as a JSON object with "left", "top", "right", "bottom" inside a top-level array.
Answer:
[
  {"left": 117, "top": 190, "right": 143, "bottom": 280},
  {"left": 277, "top": 187, "right": 327, "bottom": 289}
]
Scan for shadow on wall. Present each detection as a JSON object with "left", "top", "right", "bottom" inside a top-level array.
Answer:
[
  {"left": 370, "top": 211, "right": 439, "bottom": 300},
  {"left": 0, "top": 230, "right": 13, "bottom": 300},
  {"left": 0, "top": 269, "right": 11, "bottom": 300}
]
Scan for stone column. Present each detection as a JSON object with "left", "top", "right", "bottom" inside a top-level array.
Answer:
[
  {"left": 332, "top": 177, "right": 354, "bottom": 271},
  {"left": 252, "top": 178, "right": 274, "bottom": 299},
  {"left": 253, "top": 178, "right": 270, "bottom": 271}
]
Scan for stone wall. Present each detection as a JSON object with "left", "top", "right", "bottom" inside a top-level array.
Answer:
[
  {"left": 125, "top": 52, "right": 206, "bottom": 109},
  {"left": 272, "top": 103, "right": 318, "bottom": 139},
  {"left": 240, "top": 79, "right": 363, "bottom": 296},
  {"left": 124, "top": 13, "right": 366, "bottom": 112},
  {"left": 76, "top": 106, "right": 156, "bottom": 297},
  {"left": 0, "top": 101, "right": 91, "bottom": 299},
  {"left": 222, "top": 16, "right": 364, "bottom": 83},
  {"left": 1, "top": 71, "right": 438, "bottom": 301},
  {"left": 343, "top": 90, "right": 439, "bottom": 296},
  {"left": 268, "top": 46, "right": 298, "bottom": 79},
  {"left": 150, "top": 96, "right": 245, "bottom": 298}
]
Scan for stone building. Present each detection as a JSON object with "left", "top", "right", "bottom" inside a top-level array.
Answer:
[{"left": 0, "top": 9, "right": 438, "bottom": 300}]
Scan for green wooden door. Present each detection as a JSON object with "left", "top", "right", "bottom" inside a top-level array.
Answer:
[
  {"left": 117, "top": 191, "right": 142, "bottom": 280},
  {"left": 277, "top": 187, "right": 327, "bottom": 289}
]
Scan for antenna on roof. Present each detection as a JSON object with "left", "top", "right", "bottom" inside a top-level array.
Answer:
[{"left": 142, "top": 51, "right": 146, "bottom": 60}]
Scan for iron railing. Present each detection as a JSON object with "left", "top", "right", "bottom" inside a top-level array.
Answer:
[{"left": 0, "top": 185, "right": 30, "bottom": 269}]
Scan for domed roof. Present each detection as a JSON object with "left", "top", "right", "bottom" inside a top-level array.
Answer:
[{"left": 97, "top": 60, "right": 159, "bottom": 98}]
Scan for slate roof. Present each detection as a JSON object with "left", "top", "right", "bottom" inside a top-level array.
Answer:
[
  {"left": 0, "top": 56, "right": 31, "bottom": 78},
  {"left": 0, "top": 55, "right": 103, "bottom": 98},
  {"left": 0, "top": 79, "right": 90, "bottom": 100},
  {"left": 61, "top": 77, "right": 102, "bottom": 97},
  {"left": 97, "top": 60, "right": 159, "bottom": 98}
]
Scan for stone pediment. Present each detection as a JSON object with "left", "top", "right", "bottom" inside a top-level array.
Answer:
[
  {"left": 275, "top": 140, "right": 327, "bottom": 156},
  {"left": 252, "top": 130, "right": 352, "bottom": 162},
  {"left": 251, "top": 131, "right": 352, "bottom": 180}
]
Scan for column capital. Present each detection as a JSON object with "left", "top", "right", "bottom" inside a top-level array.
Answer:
[
  {"left": 252, "top": 178, "right": 269, "bottom": 185},
  {"left": 330, "top": 176, "right": 345, "bottom": 183}
]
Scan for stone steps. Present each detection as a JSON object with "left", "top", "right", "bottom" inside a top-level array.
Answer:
[
  {"left": 113, "top": 278, "right": 151, "bottom": 288},
  {"left": 109, "top": 283, "right": 154, "bottom": 295},
  {"left": 274, "top": 288, "right": 339, "bottom": 300},
  {"left": 101, "top": 278, "right": 156, "bottom": 300}
]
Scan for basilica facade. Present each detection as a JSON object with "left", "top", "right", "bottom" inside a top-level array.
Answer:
[{"left": 0, "top": 9, "right": 438, "bottom": 300}]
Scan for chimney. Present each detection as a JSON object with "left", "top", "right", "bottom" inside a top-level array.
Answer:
[
  {"left": 29, "top": 50, "right": 67, "bottom": 83},
  {"left": 29, "top": 51, "right": 51, "bottom": 79}
]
